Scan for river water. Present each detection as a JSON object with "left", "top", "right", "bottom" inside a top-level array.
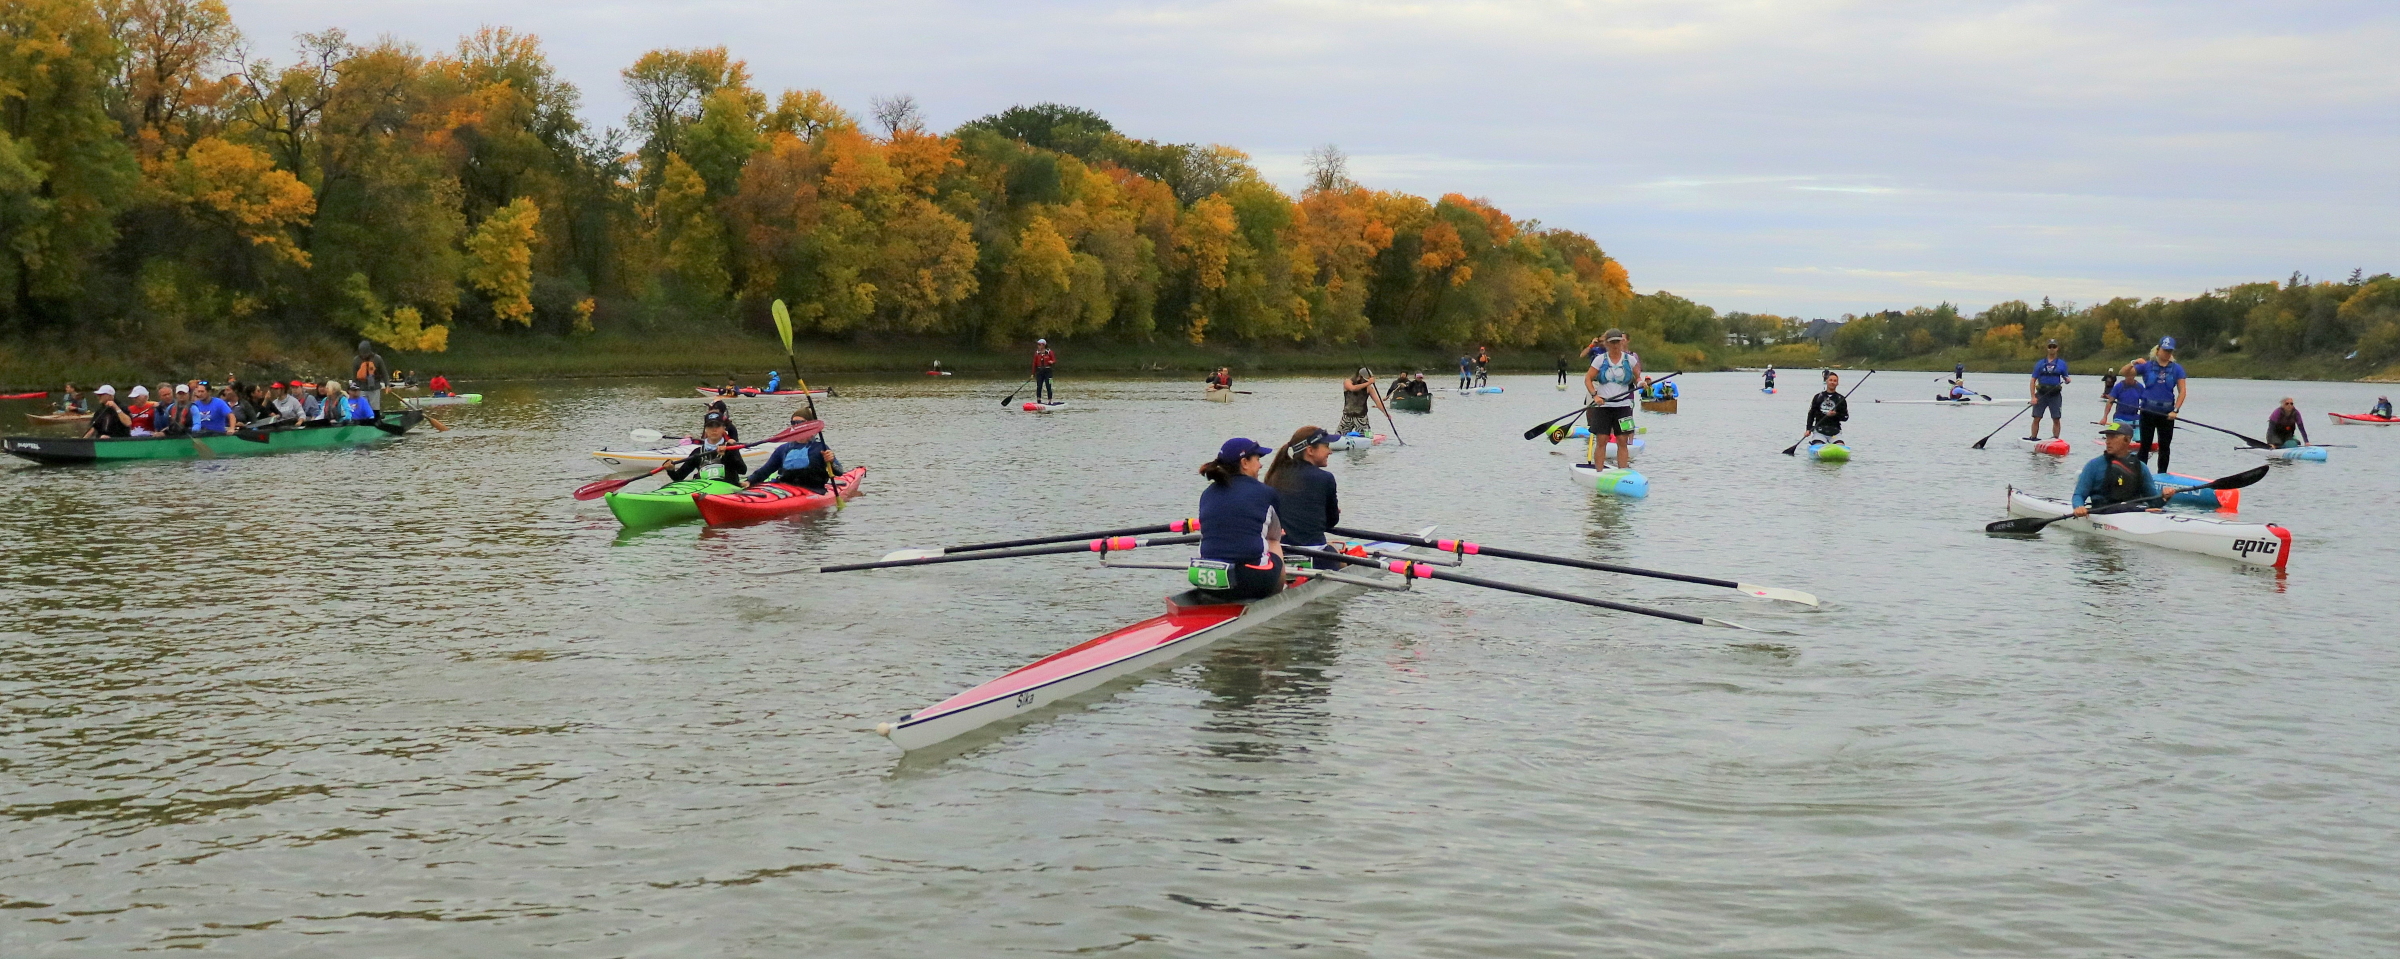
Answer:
[{"left": 4, "top": 371, "right": 2396, "bottom": 957}]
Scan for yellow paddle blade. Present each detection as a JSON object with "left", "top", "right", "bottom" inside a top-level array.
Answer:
[{"left": 771, "top": 299, "right": 794, "bottom": 353}]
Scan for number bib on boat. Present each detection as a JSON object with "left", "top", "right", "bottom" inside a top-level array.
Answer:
[{"left": 1186, "top": 559, "right": 1234, "bottom": 590}]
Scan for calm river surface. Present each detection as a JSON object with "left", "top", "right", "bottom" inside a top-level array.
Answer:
[{"left": 5, "top": 371, "right": 2397, "bottom": 957}]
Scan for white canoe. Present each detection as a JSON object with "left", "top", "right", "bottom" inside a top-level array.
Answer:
[
  {"left": 1202, "top": 388, "right": 1232, "bottom": 403},
  {"left": 590, "top": 444, "right": 695, "bottom": 468},
  {"left": 877, "top": 528, "right": 1439, "bottom": 751},
  {"left": 2005, "top": 488, "right": 2291, "bottom": 570}
]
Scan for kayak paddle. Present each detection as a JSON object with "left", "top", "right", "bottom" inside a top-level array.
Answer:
[
  {"left": 1970, "top": 402, "right": 2034, "bottom": 449},
  {"left": 572, "top": 421, "right": 820, "bottom": 500},
  {"left": 871, "top": 520, "right": 1205, "bottom": 562},
  {"left": 1983, "top": 464, "right": 2269, "bottom": 535},
  {"left": 1780, "top": 369, "right": 1873, "bottom": 455},
  {"left": 745, "top": 533, "right": 1202, "bottom": 577},
  {"left": 1283, "top": 545, "right": 1786, "bottom": 633},
  {"left": 1327, "top": 527, "right": 1818, "bottom": 606},
  {"left": 1520, "top": 372, "right": 1681, "bottom": 440}
]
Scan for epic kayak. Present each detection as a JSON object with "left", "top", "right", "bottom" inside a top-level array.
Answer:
[
  {"left": 1807, "top": 440, "right": 1850, "bottom": 461},
  {"left": 4, "top": 411, "right": 424, "bottom": 464},
  {"left": 2004, "top": 488, "right": 2290, "bottom": 570},
  {"left": 2328, "top": 412, "right": 2395, "bottom": 425},
  {"left": 2019, "top": 437, "right": 2071, "bottom": 455},
  {"left": 2246, "top": 445, "right": 2327, "bottom": 461},
  {"left": 606, "top": 475, "right": 738, "bottom": 527},
  {"left": 1568, "top": 463, "right": 1649, "bottom": 498},
  {"left": 2159, "top": 472, "right": 2241, "bottom": 512},
  {"left": 692, "top": 467, "right": 866, "bottom": 525}
]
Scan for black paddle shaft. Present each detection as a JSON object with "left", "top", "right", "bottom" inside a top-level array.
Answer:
[
  {"left": 1522, "top": 372, "right": 1682, "bottom": 440},
  {"left": 817, "top": 534, "right": 1200, "bottom": 573},
  {"left": 1286, "top": 545, "right": 1710, "bottom": 627},
  {"left": 1327, "top": 526, "right": 1744, "bottom": 591},
  {"left": 942, "top": 522, "right": 1191, "bottom": 554}
]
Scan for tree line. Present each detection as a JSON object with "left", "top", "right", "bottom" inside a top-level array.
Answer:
[{"left": 2, "top": 0, "right": 1662, "bottom": 369}]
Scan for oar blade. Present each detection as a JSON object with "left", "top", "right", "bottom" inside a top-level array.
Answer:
[
  {"left": 740, "top": 565, "right": 823, "bottom": 578},
  {"left": 877, "top": 548, "right": 944, "bottom": 562},
  {"left": 1700, "top": 617, "right": 1792, "bottom": 635},
  {"left": 1736, "top": 584, "right": 1820, "bottom": 607}
]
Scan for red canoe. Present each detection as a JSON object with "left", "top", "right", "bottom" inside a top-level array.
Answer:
[
  {"left": 694, "top": 467, "right": 866, "bottom": 525},
  {"left": 2, "top": 391, "right": 48, "bottom": 400}
]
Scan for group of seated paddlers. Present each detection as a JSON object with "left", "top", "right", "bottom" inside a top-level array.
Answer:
[
  {"left": 1381, "top": 373, "right": 1433, "bottom": 400},
  {"left": 43, "top": 371, "right": 455, "bottom": 440},
  {"left": 659, "top": 404, "right": 845, "bottom": 495},
  {"left": 1186, "top": 426, "right": 1353, "bottom": 600}
]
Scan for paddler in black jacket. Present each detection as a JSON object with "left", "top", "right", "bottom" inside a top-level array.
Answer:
[
  {"left": 1804, "top": 371, "right": 1849, "bottom": 446},
  {"left": 666, "top": 412, "right": 747, "bottom": 482},
  {"left": 1264, "top": 426, "right": 1340, "bottom": 549}
]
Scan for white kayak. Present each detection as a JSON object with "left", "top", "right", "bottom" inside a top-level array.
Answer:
[
  {"left": 2245, "top": 445, "right": 2327, "bottom": 462},
  {"left": 590, "top": 444, "right": 694, "bottom": 469},
  {"left": 2004, "top": 488, "right": 2291, "bottom": 570}
]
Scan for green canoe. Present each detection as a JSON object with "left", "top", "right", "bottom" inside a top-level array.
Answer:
[
  {"left": 1389, "top": 393, "right": 1432, "bottom": 413},
  {"left": 605, "top": 472, "right": 740, "bottom": 527},
  {"left": 3, "top": 411, "right": 423, "bottom": 465}
]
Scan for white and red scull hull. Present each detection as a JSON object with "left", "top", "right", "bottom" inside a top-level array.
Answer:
[{"left": 877, "top": 528, "right": 1434, "bottom": 751}]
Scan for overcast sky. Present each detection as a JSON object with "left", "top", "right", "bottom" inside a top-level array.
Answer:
[{"left": 224, "top": 0, "right": 2397, "bottom": 318}]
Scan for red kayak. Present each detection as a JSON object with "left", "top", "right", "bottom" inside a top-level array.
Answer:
[
  {"left": 2328, "top": 412, "right": 2396, "bottom": 425},
  {"left": 2, "top": 391, "right": 47, "bottom": 400},
  {"left": 694, "top": 467, "right": 866, "bottom": 525}
]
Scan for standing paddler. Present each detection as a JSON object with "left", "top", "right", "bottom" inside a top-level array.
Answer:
[
  {"left": 1264, "top": 427, "right": 1340, "bottom": 551},
  {"left": 1763, "top": 364, "right": 1776, "bottom": 392},
  {"left": 1194, "top": 437, "right": 1285, "bottom": 600},
  {"left": 1583, "top": 329, "right": 1641, "bottom": 469},
  {"left": 2128, "top": 337, "right": 2188, "bottom": 473},
  {"left": 2026, "top": 338, "right": 2070, "bottom": 441},
  {"left": 1804, "top": 370, "right": 1850, "bottom": 449},
  {"left": 1031, "top": 339, "right": 1058, "bottom": 403},
  {"left": 1339, "top": 368, "right": 1377, "bottom": 437}
]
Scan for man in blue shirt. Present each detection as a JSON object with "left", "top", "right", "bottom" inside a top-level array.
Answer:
[
  {"left": 2025, "top": 339, "right": 2070, "bottom": 441},
  {"left": 187, "top": 389, "right": 237, "bottom": 435},
  {"left": 2128, "top": 337, "right": 2188, "bottom": 473}
]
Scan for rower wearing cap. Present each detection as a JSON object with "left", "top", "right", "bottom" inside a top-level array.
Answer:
[
  {"left": 1193, "top": 437, "right": 1284, "bottom": 600},
  {"left": 2072, "top": 422, "right": 2184, "bottom": 516},
  {"left": 2128, "top": 336, "right": 2188, "bottom": 472},
  {"left": 1264, "top": 426, "right": 1340, "bottom": 549},
  {"left": 1584, "top": 328, "right": 1641, "bottom": 469},
  {"left": 2027, "top": 339, "right": 2070, "bottom": 441},
  {"left": 1032, "top": 339, "right": 1058, "bottom": 403},
  {"left": 745, "top": 410, "right": 840, "bottom": 493},
  {"left": 1339, "top": 368, "right": 1377, "bottom": 436},
  {"left": 270, "top": 382, "right": 306, "bottom": 423},
  {"left": 157, "top": 383, "right": 193, "bottom": 436},
  {"left": 667, "top": 412, "right": 747, "bottom": 482},
  {"left": 125, "top": 386, "right": 157, "bottom": 436},
  {"left": 705, "top": 399, "right": 740, "bottom": 440},
  {"left": 82, "top": 385, "right": 131, "bottom": 438}
]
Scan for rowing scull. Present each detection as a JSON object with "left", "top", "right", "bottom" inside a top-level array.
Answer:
[{"left": 876, "top": 526, "right": 1437, "bottom": 751}]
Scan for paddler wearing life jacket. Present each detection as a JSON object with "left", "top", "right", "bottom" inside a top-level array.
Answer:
[
  {"left": 745, "top": 412, "right": 840, "bottom": 493},
  {"left": 1264, "top": 426, "right": 1340, "bottom": 550},
  {"left": 1763, "top": 365, "right": 1776, "bottom": 390},
  {"left": 1584, "top": 329, "right": 1641, "bottom": 468},
  {"left": 2265, "top": 397, "right": 2311, "bottom": 448},
  {"left": 1194, "top": 437, "right": 1285, "bottom": 600},
  {"left": 1204, "top": 367, "right": 1233, "bottom": 391},
  {"left": 1338, "top": 368, "right": 1376, "bottom": 436},
  {"left": 1945, "top": 379, "right": 1973, "bottom": 400},
  {"left": 2372, "top": 396, "right": 2394, "bottom": 418},
  {"left": 667, "top": 413, "right": 747, "bottom": 482},
  {"left": 2072, "top": 423, "right": 2184, "bottom": 516},
  {"left": 1804, "top": 371, "right": 1849, "bottom": 447}
]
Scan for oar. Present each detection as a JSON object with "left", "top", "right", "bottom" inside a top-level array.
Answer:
[
  {"left": 1327, "top": 527, "right": 1817, "bottom": 606},
  {"left": 1970, "top": 402, "right": 2035, "bottom": 449},
  {"left": 1520, "top": 372, "right": 1681, "bottom": 440},
  {"left": 1284, "top": 545, "right": 1782, "bottom": 633},
  {"left": 571, "top": 421, "right": 819, "bottom": 500},
  {"left": 1369, "top": 377, "right": 1405, "bottom": 445},
  {"left": 1780, "top": 369, "right": 1873, "bottom": 455},
  {"left": 629, "top": 428, "right": 690, "bottom": 444},
  {"left": 872, "top": 520, "right": 1202, "bottom": 562},
  {"left": 1984, "top": 465, "right": 2270, "bottom": 535},
  {"left": 2172, "top": 415, "right": 2273, "bottom": 449},
  {"left": 745, "top": 533, "right": 1200, "bottom": 577},
  {"left": 999, "top": 374, "right": 1035, "bottom": 407}
]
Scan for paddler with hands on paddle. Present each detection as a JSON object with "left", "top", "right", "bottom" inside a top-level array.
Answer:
[
  {"left": 2071, "top": 422, "right": 2186, "bottom": 516},
  {"left": 744, "top": 409, "right": 842, "bottom": 495},
  {"left": 665, "top": 412, "right": 747, "bottom": 483},
  {"left": 1338, "top": 368, "right": 1378, "bottom": 437},
  {"left": 1584, "top": 328, "right": 1641, "bottom": 469},
  {"left": 1803, "top": 370, "right": 1850, "bottom": 450}
]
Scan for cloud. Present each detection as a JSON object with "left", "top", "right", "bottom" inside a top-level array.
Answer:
[{"left": 223, "top": 0, "right": 2399, "bottom": 315}]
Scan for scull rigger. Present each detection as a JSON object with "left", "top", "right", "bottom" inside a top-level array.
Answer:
[{"left": 876, "top": 527, "right": 1439, "bottom": 752}]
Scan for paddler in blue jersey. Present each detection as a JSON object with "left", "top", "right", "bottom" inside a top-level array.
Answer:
[
  {"left": 1193, "top": 437, "right": 1284, "bottom": 600},
  {"left": 745, "top": 411, "right": 840, "bottom": 493},
  {"left": 2025, "top": 339, "right": 2070, "bottom": 441},
  {"left": 2071, "top": 423, "right": 2184, "bottom": 516},
  {"left": 2372, "top": 396, "right": 2394, "bottom": 418},
  {"left": 2128, "top": 337, "right": 2188, "bottom": 473},
  {"left": 2101, "top": 363, "right": 2145, "bottom": 432},
  {"left": 1264, "top": 426, "right": 1339, "bottom": 550},
  {"left": 1583, "top": 329, "right": 1642, "bottom": 469}
]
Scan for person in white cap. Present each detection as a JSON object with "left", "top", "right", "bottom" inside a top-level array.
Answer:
[
  {"left": 1031, "top": 339, "right": 1057, "bottom": 402},
  {"left": 81, "top": 385, "right": 131, "bottom": 438},
  {"left": 125, "top": 385, "right": 157, "bottom": 436},
  {"left": 157, "top": 383, "right": 194, "bottom": 435}
]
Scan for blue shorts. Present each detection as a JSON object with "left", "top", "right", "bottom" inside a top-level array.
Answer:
[{"left": 2031, "top": 391, "right": 2063, "bottom": 419}]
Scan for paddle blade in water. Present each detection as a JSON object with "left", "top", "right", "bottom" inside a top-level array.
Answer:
[
  {"left": 573, "top": 476, "right": 635, "bottom": 500},
  {"left": 1737, "top": 584, "right": 1821, "bottom": 607},
  {"left": 877, "top": 548, "right": 945, "bottom": 562},
  {"left": 1984, "top": 517, "right": 2053, "bottom": 535}
]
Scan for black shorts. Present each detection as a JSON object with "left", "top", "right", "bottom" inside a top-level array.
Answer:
[{"left": 1588, "top": 405, "right": 1636, "bottom": 437}]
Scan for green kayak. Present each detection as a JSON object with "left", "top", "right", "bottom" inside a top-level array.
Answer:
[
  {"left": 606, "top": 474, "right": 739, "bottom": 527},
  {"left": 3, "top": 411, "right": 423, "bottom": 464}
]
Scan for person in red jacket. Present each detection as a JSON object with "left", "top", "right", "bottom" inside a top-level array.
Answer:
[
  {"left": 429, "top": 373, "right": 452, "bottom": 397},
  {"left": 1032, "top": 339, "right": 1058, "bottom": 402}
]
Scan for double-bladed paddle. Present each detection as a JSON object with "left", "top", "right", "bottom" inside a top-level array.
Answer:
[
  {"left": 1283, "top": 545, "right": 1785, "bottom": 633},
  {"left": 571, "top": 420, "right": 821, "bottom": 500},
  {"left": 1520, "top": 372, "right": 1682, "bottom": 440},
  {"left": 1326, "top": 527, "right": 1818, "bottom": 606},
  {"left": 1780, "top": 369, "right": 1874, "bottom": 455},
  {"left": 1983, "top": 464, "right": 2269, "bottom": 535}
]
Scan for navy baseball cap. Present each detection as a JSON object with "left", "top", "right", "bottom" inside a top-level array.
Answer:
[
  {"left": 1217, "top": 437, "right": 1272, "bottom": 460},
  {"left": 2158, "top": 336, "right": 2178, "bottom": 350}
]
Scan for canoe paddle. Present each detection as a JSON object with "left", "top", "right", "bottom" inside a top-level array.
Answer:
[
  {"left": 872, "top": 520, "right": 1206, "bottom": 562},
  {"left": 1780, "top": 369, "right": 1873, "bottom": 455},
  {"left": 1283, "top": 545, "right": 1785, "bottom": 633},
  {"left": 1983, "top": 464, "right": 2269, "bottom": 535},
  {"left": 1328, "top": 527, "right": 1818, "bottom": 606},
  {"left": 1970, "top": 402, "right": 2035, "bottom": 449},
  {"left": 999, "top": 374, "right": 1035, "bottom": 408},
  {"left": 1521, "top": 372, "right": 1681, "bottom": 440},
  {"left": 745, "top": 533, "right": 1201, "bottom": 577},
  {"left": 572, "top": 421, "right": 820, "bottom": 500}
]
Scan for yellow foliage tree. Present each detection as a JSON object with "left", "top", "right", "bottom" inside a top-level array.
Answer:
[
  {"left": 653, "top": 153, "right": 729, "bottom": 299},
  {"left": 1177, "top": 196, "right": 1233, "bottom": 292},
  {"left": 464, "top": 196, "right": 540, "bottom": 324},
  {"left": 162, "top": 136, "right": 314, "bottom": 267}
]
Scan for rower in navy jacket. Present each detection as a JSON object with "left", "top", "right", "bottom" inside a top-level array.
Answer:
[
  {"left": 1264, "top": 426, "right": 1339, "bottom": 549},
  {"left": 745, "top": 411, "right": 839, "bottom": 492},
  {"left": 1194, "top": 437, "right": 1285, "bottom": 600}
]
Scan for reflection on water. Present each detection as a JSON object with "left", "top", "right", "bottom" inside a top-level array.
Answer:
[{"left": 4, "top": 372, "right": 2398, "bottom": 956}]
